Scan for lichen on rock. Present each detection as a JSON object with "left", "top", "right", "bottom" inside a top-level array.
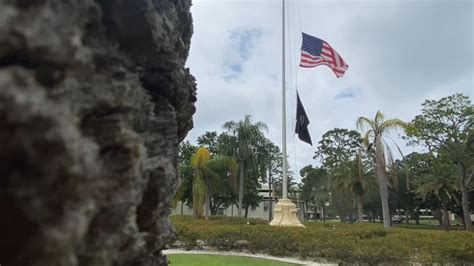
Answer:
[{"left": 0, "top": 1, "right": 196, "bottom": 265}]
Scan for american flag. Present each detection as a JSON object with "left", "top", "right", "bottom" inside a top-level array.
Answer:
[{"left": 299, "top": 33, "right": 348, "bottom": 78}]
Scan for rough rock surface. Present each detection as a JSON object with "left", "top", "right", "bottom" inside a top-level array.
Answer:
[{"left": 0, "top": 0, "right": 196, "bottom": 265}]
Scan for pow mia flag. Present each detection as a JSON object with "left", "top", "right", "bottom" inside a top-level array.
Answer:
[{"left": 295, "top": 91, "right": 312, "bottom": 145}]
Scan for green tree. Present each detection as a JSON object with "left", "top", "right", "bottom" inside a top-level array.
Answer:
[
  {"left": 175, "top": 141, "right": 198, "bottom": 209},
  {"left": 223, "top": 115, "right": 268, "bottom": 217},
  {"left": 406, "top": 93, "right": 473, "bottom": 231},
  {"left": 357, "top": 111, "right": 410, "bottom": 228},
  {"left": 197, "top": 131, "right": 239, "bottom": 214},
  {"left": 314, "top": 128, "right": 364, "bottom": 222},
  {"left": 259, "top": 139, "right": 282, "bottom": 219},
  {"left": 314, "top": 128, "right": 362, "bottom": 169},
  {"left": 388, "top": 158, "right": 418, "bottom": 224},
  {"left": 414, "top": 156, "right": 458, "bottom": 231},
  {"left": 330, "top": 152, "right": 375, "bottom": 223},
  {"left": 191, "top": 147, "right": 237, "bottom": 220},
  {"left": 300, "top": 165, "right": 329, "bottom": 221},
  {"left": 197, "top": 131, "right": 219, "bottom": 154}
]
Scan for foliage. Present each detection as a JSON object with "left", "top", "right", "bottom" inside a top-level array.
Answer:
[
  {"left": 314, "top": 128, "right": 361, "bottom": 170},
  {"left": 330, "top": 152, "right": 376, "bottom": 222},
  {"left": 405, "top": 93, "right": 473, "bottom": 230},
  {"left": 197, "top": 131, "right": 219, "bottom": 154},
  {"left": 414, "top": 156, "right": 458, "bottom": 203},
  {"left": 176, "top": 141, "right": 198, "bottom": 206},
  {"left": 299, "top": 165, "right": 329, "bottom": 219},
  {"left": 356, "top": 111, "right": 410, "bottom": 228},
  {"left": 223, "top": 115, "right": 269, "bottom": 216},
  {"left": 190, "top": 147, "right": 237, "bottom": 219},
  {"left": 207, "top": 155, "right": 239, "bottom": 214},
  {"left": 406, "top": 93, "right": 472, "bottom": 152},
  {"left": 171, "top": 216, "right": 474, "bottom": 264},
  {"left": 312, "top": 128, "right": 366, "bottom": 221},
  {"left": 191, "top": 147, "right": 211, "bottom": 219}
]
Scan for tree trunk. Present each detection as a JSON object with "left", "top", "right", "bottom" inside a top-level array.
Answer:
[
  {"left": 204, "top": 191, "right": 210, "bottom": 220},
  {"left": 458, "top": 163, "right": 472, "bottom": 231},
  {"left": 180, "top": 201, "right": 184, "bottom": 215},
  {"left": 349, "top": 206, "right": 354, "bottom": 224},
  {"left": 238, "top": 161, "right": 245, "bottom": 217},
  {"left": 211, "top": 202, "right": 221, "bottom": 216},
  {"left": 458, "top": 213, "right": 467, "bottom": 229},
  {"left": 193, "top": 204, "right": 199, "bottom": 219},
  {"left": 244, "top": 206, "right": 249, "bottom": 218},
  {"left": 435, "top": 209, "right": 443, "bottom": 227},
  {"left": 442, "top": 203, "right": 450, "bottom": 232},
  {"left": 269, "top": 171, "right": 273, "bottom": 221},
  {"left": 321, "top": 205, "right": 326, "bottom": 222},
  {"left": 375, "top": 136, "right": 391, "bottom": 228},
  {"left": 356, "top": 194, "right": 364, "bottom": 223},
  {"left": 405, "top": 208, "right": 409, "bottom": 224},
  {"left": 414, "top": 208, "right": 420, "bottom": 225}
]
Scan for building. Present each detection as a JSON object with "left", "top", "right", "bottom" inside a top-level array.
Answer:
[{"left": 171, "top": 184, "right": 306, "bottom": 221}]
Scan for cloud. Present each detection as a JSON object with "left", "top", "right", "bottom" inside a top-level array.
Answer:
[
  {"left": 334, "top": 88, "right": 360, "bottom": 100},
  {"left": 185, "top": 0, "right": 473, "bottom": 182},
  {"left": 223, "top": 28, "right": 263, "bottom": 80}
]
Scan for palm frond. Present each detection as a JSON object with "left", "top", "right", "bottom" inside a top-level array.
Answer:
[
  {"left": 192, "top": 170, "right": 206, "bottom": 218},
  {"left": 254, "top": 121, "right": 269, "bottom": 132},
  {"left": 356, "top": 116, "right": 375, "bottom": 132},
  {"left": 362, "top": 129, "right": 375, "bottom": 148},
  {"left": 208, "top": 155, "right": 239, "bottom": 192},
  {"left": 374, "top": 111, "right": 385, "bottom": 125},
  {"left": 191, "top": 147, "right": 211, "bottom": 168},
  {"left": 380, "top": 118, "right": 408, "bottom": 134},
  {"left": 222, "top": 121, "right": 237, "bottom": 132},
  {"left": 383, "top": 140, "right": 399, "bottom": 190},
  {"left": 386, "top": 136, "right": 411, "bottom": 190},
  {"left": 191, "top": 147, "right": 212, "bottom": 219}
]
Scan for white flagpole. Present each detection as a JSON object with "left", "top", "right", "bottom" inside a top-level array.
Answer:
[
  {"left": 270, "top": 0, "right": 304, "bottom": 227},
  {"left": 281, "top": 0, "right": 288, "bottom": 199}
]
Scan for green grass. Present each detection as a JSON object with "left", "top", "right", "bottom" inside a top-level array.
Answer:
[{"left": 167, "top": 254, "right": 301, "bottom": 266}]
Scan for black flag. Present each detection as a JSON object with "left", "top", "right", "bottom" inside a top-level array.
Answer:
[{"left": 295, "top": 91, "right": 312, "bottom": 145}]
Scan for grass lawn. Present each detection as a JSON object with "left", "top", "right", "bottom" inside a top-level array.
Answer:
[{"left": 168, "top": 254, "right": 301, "bottom": 266}]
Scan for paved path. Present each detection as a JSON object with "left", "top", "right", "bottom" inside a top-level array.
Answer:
[{"left": 164, "top": 249, "right": 337, "bottom": 266}]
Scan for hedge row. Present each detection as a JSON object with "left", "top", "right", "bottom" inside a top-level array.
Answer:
[{"left": 170, "top": 216, "right": 474, "bottom": 264}]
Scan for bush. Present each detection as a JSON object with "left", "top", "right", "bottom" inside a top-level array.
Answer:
[{"left": 170, "top": 216, "right": 474, "bottom": 264}]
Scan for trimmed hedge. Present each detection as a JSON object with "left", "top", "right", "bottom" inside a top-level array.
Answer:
[{"left": 170, "top": 216, "right": 474, "bottom": 264}]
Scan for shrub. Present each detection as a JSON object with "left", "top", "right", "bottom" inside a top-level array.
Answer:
[{"left": 170, "top": 215, "right": 474, "bottom": 264}]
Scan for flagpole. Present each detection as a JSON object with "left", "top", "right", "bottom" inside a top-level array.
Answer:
[
  {"left": 281, "top": 0, "right": 288, "bottom": 200},
  {"left": 270, "top": 0, "right": 304, "bottom": 228}
]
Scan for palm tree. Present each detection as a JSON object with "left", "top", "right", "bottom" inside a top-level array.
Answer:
[
  {"left": 223, "top": 115, "right": 268, "bottom": 217},
  {"left": 191, "top": 147, "right": 237, "bottom": 220},
  {"left": 331, "top": 151, "right": 375, "bottom": 223},
  {"left": 356, "top": 111, "right": 410, "bottom": 228},
  {"left": 415, "top": 158, "right": 458, "bottom": 231}
]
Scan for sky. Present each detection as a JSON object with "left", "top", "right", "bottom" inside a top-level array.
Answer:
[{"left": 184, "top": 0, "right": 473, "bottom": 182}]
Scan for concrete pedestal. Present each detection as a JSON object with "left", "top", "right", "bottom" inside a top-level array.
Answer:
[{"left": 269, "top": 198, "right": 305, "bottom": 227}]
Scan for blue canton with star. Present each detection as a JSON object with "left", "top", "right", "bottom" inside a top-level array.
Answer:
[{"left": 302, "top": 33, "right": 324, "bottom": 56}]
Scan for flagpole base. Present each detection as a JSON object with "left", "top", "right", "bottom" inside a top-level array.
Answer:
[{"left": 269, "top": 198, "right": 305, "bottom": 227}]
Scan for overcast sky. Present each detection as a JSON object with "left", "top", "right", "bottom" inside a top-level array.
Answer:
[{"left": 184, "top": 0, "right": 473, "bottom": 182}]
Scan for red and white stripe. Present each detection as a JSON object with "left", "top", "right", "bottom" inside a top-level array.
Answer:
[{"left": 299, "top": 42, "right": 348, "bottom": 78}]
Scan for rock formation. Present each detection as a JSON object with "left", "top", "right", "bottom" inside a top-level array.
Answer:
[{"left": 0, "top": 0, "right": 196, "bottom": 265}]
